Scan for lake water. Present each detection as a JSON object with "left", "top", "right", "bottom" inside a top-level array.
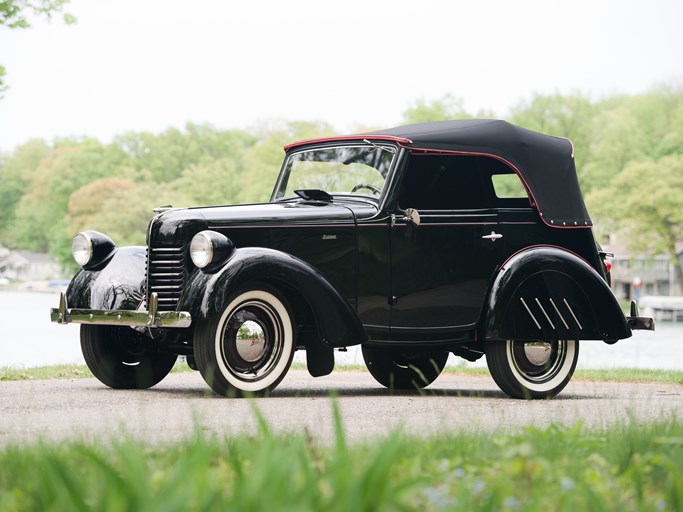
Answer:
[{"left": 0, "top": 290, "right": 681, "bottom": 370}]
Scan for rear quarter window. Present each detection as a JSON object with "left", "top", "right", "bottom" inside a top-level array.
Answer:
[
  {"left": 491, "top": 173, "right": 528, "bottom": 198},
  {"left": 489, "top": 172, "right": 532, "bottom": 208}
]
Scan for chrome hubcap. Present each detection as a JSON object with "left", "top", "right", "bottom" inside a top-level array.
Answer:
[
  {"left": 220, "top": 300, "right": 283, "bottom": 382},
  {"left": 235, "top": 320, "right": 266, "bottom": 362},
  {"left": 510, "top": 340, "right": 567, "bottom": 383}
]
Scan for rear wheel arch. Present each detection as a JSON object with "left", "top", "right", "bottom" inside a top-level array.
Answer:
[{"left": 482, "top": 247, "right": 630, "bottom": 341}]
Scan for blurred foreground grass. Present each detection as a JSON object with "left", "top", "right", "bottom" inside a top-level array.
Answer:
[{"left": 0, "top": 405, "right": 681, "bottom": 511}]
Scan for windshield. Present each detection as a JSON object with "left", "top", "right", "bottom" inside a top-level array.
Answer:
[{"left": 272, "top": 145, "right": 396, "bottom": 200}]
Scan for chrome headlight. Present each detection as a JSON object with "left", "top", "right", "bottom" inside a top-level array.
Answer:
[
  {"left": 190, "top": 230, "right": 234, "bottom": 269},
  {"left": 72, "top": 232, "right": 93, "bottom": 266},
  {"left": 72, "top": 231, "right": 116, "bottom": 268}
]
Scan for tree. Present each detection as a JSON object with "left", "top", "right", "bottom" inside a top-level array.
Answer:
[
  {"left": 509, "top": 93, "right": 596, "bottom": 182},
  {"left": 170, "top": 158, "right": 241, "bottom": 206},
  {"left": 111, "top": 124, "right": 256, "bottom": 184},
  {"left": 0, "top": 139, "right": 50, "bottom": 240},
  {"left": 0, "top": 0, "right": 75, "bottom": 96},
  {"left": 588, "top": 155, "right": 683, "bottom": 288},
  {"left": 66, "top": 177, "right": 137, "bottom": 234},
  {"left": 5, "top": 139, "right": 112, "bottom": 255},
  {"left": 402, "top": 94, "right": 488, "bottom": 124}
]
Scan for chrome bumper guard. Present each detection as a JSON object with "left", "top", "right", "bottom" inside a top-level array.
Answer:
[
  {"left": 626, "top": 300, "right": 655, "bottom": 331},
  {"left": 50, "top": 292, "right": 192, "bottom": 328}
]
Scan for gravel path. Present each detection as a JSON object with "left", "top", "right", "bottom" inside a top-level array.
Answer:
[{"left": 1, "top": 370, "right": 681, "bottom": 445}]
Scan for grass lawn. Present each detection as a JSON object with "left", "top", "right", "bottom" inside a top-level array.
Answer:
[
  {"left": 2, "top": 362, "right": 682, "bottom": 385},
  {"left": 0, "top": 406, "right": 681, "bottom": 511}
]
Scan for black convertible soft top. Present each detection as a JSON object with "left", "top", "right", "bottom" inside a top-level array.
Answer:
[
  {"left": 286, "top": 119, "right": 592, "bottom": 228},
  {"left": 369, "top": 120, "right": 591, "bottom": 228}
]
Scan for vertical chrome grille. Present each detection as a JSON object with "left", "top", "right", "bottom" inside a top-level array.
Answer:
[{"left": 147, "top": 245, "right": 185, "bottom": 311}]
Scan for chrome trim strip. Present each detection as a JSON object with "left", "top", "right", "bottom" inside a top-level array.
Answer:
[
  {"left": 207, "top": 223, "right": 354, "bottom": 230},
  {"left": 394, "top": 222, "right": 498, "bottom": 227},
  {"left": 535, "top": 298, "right": 555, "bottom": 330},
  {"left": 563, "top": 299, "right": 583, "bottom": 330},
  {"left": 50, "top": 293, "right": 191, "bottom": 328},
  {"left": 549, "top": 298, "right": 569, "bottom": 330},
  {"left": 419, "top": 214, "right": 498, "bottom": 219},
  {"left": 520, "top": 298, "right": 542, "bottom": 329}
]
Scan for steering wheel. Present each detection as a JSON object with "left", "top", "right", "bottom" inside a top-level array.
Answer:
[{"left": 351, "top": 183, "right": 382, "bottom": 195}]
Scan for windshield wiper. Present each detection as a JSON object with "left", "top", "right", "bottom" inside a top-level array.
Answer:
[
  {"left": 363, "top": 139, "right": 396, "bottom": 154},
  {"left": 294, "top": 189, "right": 334, "bottom": 203}
]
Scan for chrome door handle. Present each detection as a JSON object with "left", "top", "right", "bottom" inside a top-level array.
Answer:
[{"left": 482, "top": 231, "right": 503, "bottom": 242}]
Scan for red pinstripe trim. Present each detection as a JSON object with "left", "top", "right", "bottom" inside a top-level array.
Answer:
[
  {"left": 498, "top": 244, "right": 593, "bottom": 271},
  {"left": 284, "top": 135, "right": 412, "bottom": 151}
]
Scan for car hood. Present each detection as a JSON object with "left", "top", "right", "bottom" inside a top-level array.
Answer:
[
  {"left": 195, "top": 201, "right": 357, "bottom": 228},
  {"left": 148, "top": 200, "right": 378, "bottom": 245}
]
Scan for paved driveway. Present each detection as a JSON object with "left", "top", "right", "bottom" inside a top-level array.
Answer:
[{"left": 1, "top": 370, "right": 680, "bottom": 445}]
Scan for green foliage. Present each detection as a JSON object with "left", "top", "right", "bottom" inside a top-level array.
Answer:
[
  {"left": 509, "top": 92, "right": 596, "bottom": 174},
  {"left": 589, "top": 154, "right": 683, "bottom": 285},
  {"left": 1, "top": 86, "right": 683, "bottom": 273},
  {"left": 413, "top": 420, "right": 683, "bottom": 511},
  {"left": 0, "top": 0, "right": 75, "bottom": 93},
  {"left": 0, "top": 415, "right": 681, "bottom": 511},
  {"left": 0, "top": 139, "right": 50, "bottom": 238},
  {"left": 0, "top": 0, "right": 74, "bottom": 28},
  {"left": 402, "top": 94, "right": 493, "bottom": 124}
]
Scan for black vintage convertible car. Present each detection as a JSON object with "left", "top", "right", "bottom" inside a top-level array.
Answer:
[{"left": 51, "top": 119, "right": 654, "bottom": 398}]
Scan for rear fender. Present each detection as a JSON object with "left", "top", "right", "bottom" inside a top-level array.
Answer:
[
  {"left": 178, "top": 247, "right": 366, "bottom": 348},
  {"left": 65, "top": 247, "right": 146, "bottom": 311},
  {"left": 482, "top": 247, "right": 631, "bottom": 341}
]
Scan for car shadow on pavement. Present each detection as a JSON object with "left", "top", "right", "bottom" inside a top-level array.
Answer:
[{"left": 139, "top": 384, "right": 595, "bottom": 401}]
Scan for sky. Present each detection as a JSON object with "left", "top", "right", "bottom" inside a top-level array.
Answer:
[{"left": 1, "top": 0, "right": 682, "bottom": 152}]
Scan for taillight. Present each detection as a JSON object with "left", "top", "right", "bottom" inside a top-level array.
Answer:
[{"left": 605, "top": 261, "right": 612, "bottom": 272}]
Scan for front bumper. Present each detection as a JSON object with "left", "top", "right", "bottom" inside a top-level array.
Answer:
[{"left": 50, "top": 292, "right": 192, "bottom": 328}]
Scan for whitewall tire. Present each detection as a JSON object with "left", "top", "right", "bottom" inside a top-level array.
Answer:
[
  {"left": 485, "top": 339, "right": 579, "bottom": 399},
  {"left": 194, "top": 286, "right": 295, "bottom": 397}
]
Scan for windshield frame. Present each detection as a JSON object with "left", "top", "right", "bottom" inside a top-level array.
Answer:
[{"left": 270, "top": 142, "right": 399, "bottom": 203}]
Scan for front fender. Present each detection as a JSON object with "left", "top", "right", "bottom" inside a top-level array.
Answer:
[
  {"left": 178, "top": 247, "right": 366, "bottom": 348},
  {"left": 483, "top": 247, "right": 631, "bottom": 341},
  {"left": 65, "top": 246, "right": 146, "bottom": 311}
]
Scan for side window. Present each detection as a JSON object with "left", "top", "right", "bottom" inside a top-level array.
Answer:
[
  {"left": 398, "top": 155, "right": 490, "bottom": 210},
  {"left": 486, "top": 160, "right": 532, "bottom": 208},
  {"left": 491, "top": 173, "right": 527, "bottom": 198}
]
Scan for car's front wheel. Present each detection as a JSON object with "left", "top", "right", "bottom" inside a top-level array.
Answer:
[
  {"left": 362, "top": 346, "right": 449, "bottom": 390},
  {"left": 193, "top": 285, "right": 295, "bottom": 397},
  {"left": 485, "top": 339, "right": 579, "bottom": 399},
  {"left": 81, "top": 325, "right": 177, "bottom": 389}
]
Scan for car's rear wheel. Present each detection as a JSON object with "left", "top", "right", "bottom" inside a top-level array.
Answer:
[
  {"left": 193, "top": 285, "right": 295, "bottom": 397},
  {"left": 81, "top": 325, "right": 177, "bottom": 389},
  {"left": 362, "top": 346, "right": 449, "bottom": 390},
  {"left": 485, "top": 339, "right": 579, "bottom": 399}
]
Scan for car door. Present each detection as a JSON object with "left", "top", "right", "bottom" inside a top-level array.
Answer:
[{"left": 389, "top": 154, "right": 503, "bottom": 332}]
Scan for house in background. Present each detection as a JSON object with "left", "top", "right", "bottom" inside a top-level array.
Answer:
[
  {"left": 602, "top": 238, "right": 683, "bottom": 301},
  {"left": 0, "top": 250, "right": 63, "bottom": 282}
]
